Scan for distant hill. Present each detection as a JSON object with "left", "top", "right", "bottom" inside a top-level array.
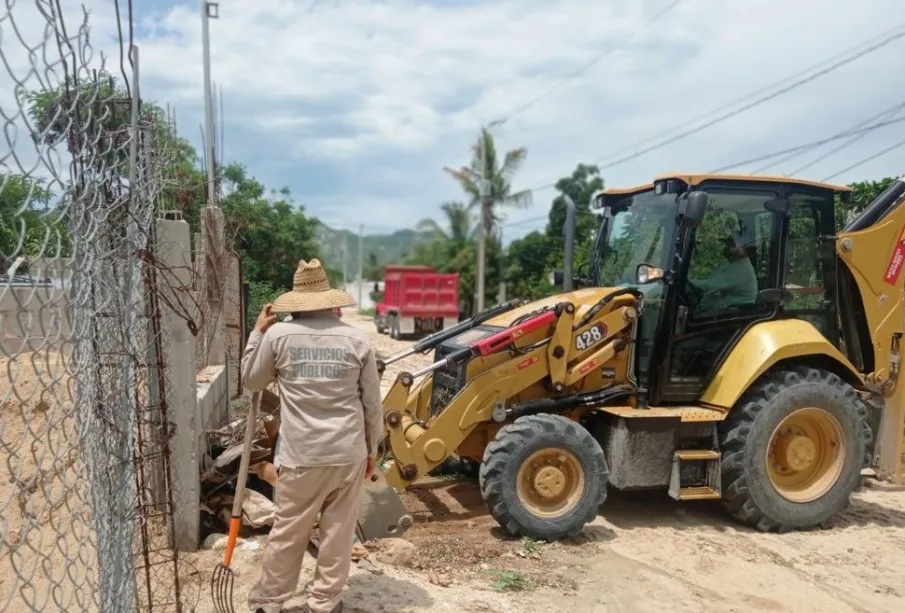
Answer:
[{"left": 314, "top": 221, "right": 430, "bottom": 279}]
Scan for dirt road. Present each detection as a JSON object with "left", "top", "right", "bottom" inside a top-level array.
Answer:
[{"left": 188, "top": 309, "right": 905, "bottom": 613}]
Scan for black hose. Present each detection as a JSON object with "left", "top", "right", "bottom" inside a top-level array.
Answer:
[
  {"left": 576, "top": 288, "right": 643, "bottom": 328},
  {"left": 506, "top": 385, "right": 634, "bottom": 419}
]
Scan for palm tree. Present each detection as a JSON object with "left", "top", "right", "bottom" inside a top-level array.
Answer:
[
  {"left": 416, "top": 201, "right": 473, "bottom": 248},
  {"left": 444, "top": 127, "right": 532, "bottom": 310}
]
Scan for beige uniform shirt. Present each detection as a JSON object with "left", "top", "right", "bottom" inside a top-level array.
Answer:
[{"left": 241, "top": 314, "right": 384, "bottom": 468}]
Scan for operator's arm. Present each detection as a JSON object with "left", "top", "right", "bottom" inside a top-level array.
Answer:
[
  {"left": 692, "top": 268, "right": 722, "bottom": 294},
  {"left": 242, "top": 329, "right": 278, "bottom": 392},
  {"left": 359, "top": 346, "right": 384, "bottom": 458}
]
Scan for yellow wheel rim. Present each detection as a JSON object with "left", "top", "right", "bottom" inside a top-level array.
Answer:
[
  {"left": 516, "top": 448, "right": 585, "bottom": 518},
  {"left": 766, "top": 407, "right": 845, "bottom": 503}
]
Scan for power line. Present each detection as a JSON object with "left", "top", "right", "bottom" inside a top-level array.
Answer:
[
  {"left": 591, "top": 28, "right": 905, "bottom": 172},
  {"left": 822, "top": 137, "right": 905, "bottom": 181},
  {"left": 490, "top": 0, "right": 687, "bottom": 125},
  {"left": 707, "top": 116, "right": 905, "bottom": 173},
  {"left": 752, "top": 100, "right": 905, "bottom": 174},
  {"left": 591, "top": 22, "right": 905, "bottom": 169},
  {"left": 504, "top": 215, "right": 549, "bottom": 228},
  {"left": 785, "top": 103, "right": 905, "bottom": 176},
  {"left": 521, "top": 23, "right": 905, "bottom": 192}
]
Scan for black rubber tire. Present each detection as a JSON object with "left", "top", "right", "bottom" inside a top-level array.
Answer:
[
  {"left": 479, "top": 413, "right": 608, "bottom": 541},
  {"left": 390, "top": 315, "right": 400, "bottom": 340},
  {"left": 718, "top": 366, "right": 870, "bottom": 532},
  {"left": 855, "top": 396, "right": 879, "bottom": 469}
]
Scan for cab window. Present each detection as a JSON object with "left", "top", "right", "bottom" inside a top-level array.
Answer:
[{"left": 684, "top": 189, "right": 778, "bottom": 322}]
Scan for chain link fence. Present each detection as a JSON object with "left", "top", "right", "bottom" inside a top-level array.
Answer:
[{"left": 0, "top": 2, "right": 209, "bottom": 611}]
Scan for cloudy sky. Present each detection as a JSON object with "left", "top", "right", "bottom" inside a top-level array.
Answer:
[{"left": 4, "top": 0, "right": 904, "bottom": 242}]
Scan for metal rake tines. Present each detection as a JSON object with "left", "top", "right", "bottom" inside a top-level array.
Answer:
[{"left": 211, "top": 562, "right": 237, "bottom": 613}]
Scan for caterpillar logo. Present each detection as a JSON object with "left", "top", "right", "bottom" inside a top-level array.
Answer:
[
  {"left": 578, "top": 358, "right": 600, "bottom": 375},
  {"left": 517, "top": 356, "right": 539, "bottom": 370}
]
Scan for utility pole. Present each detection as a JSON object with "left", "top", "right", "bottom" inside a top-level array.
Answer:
[
  {"left": 476, "top": 130, "right": 487, "bottom": 313},
  {"left": 357, "top": 224, "right": 364, "bottom": 307},
  {"left": 498, "top": 225, "right": 506, "bottom": 304},
  {"left": 342, "top": 234, "right": 348, "bottom": 285},
  {"left": 201, "top": 1, "right": 219, "bottom": 208},
  {"left": 476, "top": 119, "right": 505, "bottom": 313}
]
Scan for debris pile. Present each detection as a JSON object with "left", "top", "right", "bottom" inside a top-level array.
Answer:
[{"left": 200, "top": 388, "right": 375, "bottom": 568}]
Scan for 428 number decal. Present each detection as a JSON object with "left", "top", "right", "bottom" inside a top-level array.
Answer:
[{"left": 575, "top": 323, "right": 607, "bottom": 351}]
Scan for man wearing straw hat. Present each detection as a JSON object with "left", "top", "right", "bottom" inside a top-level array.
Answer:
[{"left": 242, "top": 259, "right": 384, "bottom": 613}]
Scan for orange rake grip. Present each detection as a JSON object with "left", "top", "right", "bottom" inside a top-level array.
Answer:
[{"left": 222, "top": 517, "right": 242, "bottom": 567}]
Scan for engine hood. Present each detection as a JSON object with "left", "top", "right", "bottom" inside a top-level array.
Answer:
[{"left": 484, "top": 287, "right": 626, "bottom": 327}]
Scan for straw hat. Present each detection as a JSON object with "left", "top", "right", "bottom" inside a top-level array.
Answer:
[{"left": 271, "top": 259, "right": 356, "bottom": 313}]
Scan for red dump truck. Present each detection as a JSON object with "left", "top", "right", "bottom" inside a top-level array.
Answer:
[{"left": 374, "top": 265, "right": 460, "bottom": 339}]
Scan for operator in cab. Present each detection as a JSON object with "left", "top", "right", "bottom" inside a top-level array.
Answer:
[
  {"left": 692, "top": 231, "right": 758, "bottom": 312},
  {"left": 241, "top": 259, "right": 384, "bottom": 613}
]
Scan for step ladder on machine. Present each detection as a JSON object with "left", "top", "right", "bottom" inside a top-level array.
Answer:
[{"left": 668, "top": 449, "right": 722, "bottom": 501}]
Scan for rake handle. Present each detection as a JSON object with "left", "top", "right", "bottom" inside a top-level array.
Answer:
[{"left": 221, "top": 390, "right": 261, "bottom": 567}]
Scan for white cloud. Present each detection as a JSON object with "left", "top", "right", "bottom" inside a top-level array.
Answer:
[{"left": 2, "top": 0, "right": 903, "bottom": 242}]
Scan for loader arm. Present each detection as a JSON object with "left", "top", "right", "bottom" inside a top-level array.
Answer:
[
  {"left": 379, "top": 295, "right": 639, "bottom": 488},
  {"left": 836, "top": 175, "right": 905, "bottom": 483}
]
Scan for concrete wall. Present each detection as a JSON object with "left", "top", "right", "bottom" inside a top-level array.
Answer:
[
  {"left": 0, "top": 258, "right": 73, "bottom": 352},
  {"left": 0, "top": 286, "right": 70, "bottom": 352},
  {"left": 343, "top": 280, "right": 383, "bottom": 311},
  {"left": 196, "top": 365, "right": 228, "bottom": 473}
]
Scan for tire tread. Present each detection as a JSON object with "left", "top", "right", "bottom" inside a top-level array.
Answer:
[{"left": 480, "top": 413, "right": 607, "bottom": 541}]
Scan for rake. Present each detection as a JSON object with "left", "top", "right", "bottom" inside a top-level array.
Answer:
[{"left": 211, "top": 390, "right": 261, "bottom": 613}]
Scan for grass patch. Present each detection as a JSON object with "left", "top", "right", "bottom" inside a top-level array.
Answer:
[
  {"left": 516, "top": 537, "right": 545, "bottom": 559},
  {"left": 487, "top": 569, "right": 535, "bottom": 592}
]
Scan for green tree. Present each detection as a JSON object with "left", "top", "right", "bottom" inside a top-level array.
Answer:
[
  {"left": 416, "top": 201, "right": 473, "bottom": 245},
  {"left": 544, "top": 164, "right": 605, "bottom": 278},
  {"left": 220, "top": 163, "right": 321, "bottom": 292},
  {"left": 505, "top": 231, "right": 555, "bottom": 299},
  {"left": 444, "top": 236, "right": 501, "bottom": 315},
  {"left": 0, "top": 172, "right": 64, "bottom": 273},
  {"left": 502, "top": 163, "right": 605, "bottom": 299},
  {"left": 836, "top": 177, "right": 898, "bottom": 230},
  {"left": 405, "top": 203, "right": 502, "bottom": 314},
  {"left": 413, "top": 201, "right": 474, "bottom": 265},
  {"left": 444, "top": 128, "right": 531, "bottom": 309},
  {"left": 25, "top": 75, "right": 207, "bottom": 229},
  {"left": 363, "top": 252, "right": 383, "bottom": 281}
]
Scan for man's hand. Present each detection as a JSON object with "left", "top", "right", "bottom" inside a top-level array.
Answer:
[
  {"left": 365, "top": 456, "right": 376, "bottom": 481},
  {"left": 254, "top": 303, "right": 278, "bottom": 333}
]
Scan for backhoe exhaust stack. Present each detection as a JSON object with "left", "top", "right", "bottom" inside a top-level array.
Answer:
[{"left": 562, "top": 194, "right": 576, "bottom": 291}]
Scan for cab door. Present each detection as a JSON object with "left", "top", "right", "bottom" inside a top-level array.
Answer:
[{"left": 649, "top": 183, "right": 784, "bottom": 405}]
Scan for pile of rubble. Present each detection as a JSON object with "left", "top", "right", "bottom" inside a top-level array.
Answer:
[{"left": 199, "top": 388, "right": 372, "bottom": 565}]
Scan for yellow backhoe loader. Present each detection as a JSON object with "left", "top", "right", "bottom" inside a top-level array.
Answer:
[{"left": 360, "top": 172, "right": 905, "bottom": 542}]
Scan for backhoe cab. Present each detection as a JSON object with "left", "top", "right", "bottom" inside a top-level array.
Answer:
[{"left": 371, "top": 172, "right": 905, "bottom": 542}]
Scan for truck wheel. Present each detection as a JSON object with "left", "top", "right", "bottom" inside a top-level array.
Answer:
[
  {"left": 479, "top": 413, "right": 608, "bottom": 541},
  {"left": 718, "top": 366, "right": 869, "bottom": 532},
  {"left": 390, "top": 315, "right": 400, "bottom": 340}
]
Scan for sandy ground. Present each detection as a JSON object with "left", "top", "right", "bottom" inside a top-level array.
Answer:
[
  {"left": 0, "top": 349, "right": 103, "bottom": 613},
  {"left": 184, "top": 309, "right": 905, "bottom": 613}
]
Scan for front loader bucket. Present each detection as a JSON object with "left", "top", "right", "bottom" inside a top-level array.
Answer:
[{"left": 355, "top": 468, "right": 413, "bottom": 542}]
